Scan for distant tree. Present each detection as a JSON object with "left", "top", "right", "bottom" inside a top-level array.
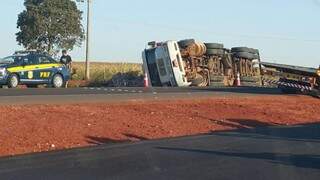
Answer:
[{"left": 16, "top": 0, "right": 84, "bottom": 54}]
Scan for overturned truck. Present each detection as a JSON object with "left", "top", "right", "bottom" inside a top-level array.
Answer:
[
  {"left": 142, "top": 39, "right": 262, "bottom": 87},
  {"left": 142, "top": 39, "right": 320, "bottom": 97}
]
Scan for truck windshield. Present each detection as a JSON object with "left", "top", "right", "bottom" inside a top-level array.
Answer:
[{"left": 145, "top": 49, "right": 162, "bottom": 86}]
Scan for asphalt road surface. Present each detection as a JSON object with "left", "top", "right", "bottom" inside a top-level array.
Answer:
[
  {"left": 0, "top": 123, "right": 319, "bottom": 180},
  {"left": 0, "top": 87, "right": 284, "bottom": 104}
]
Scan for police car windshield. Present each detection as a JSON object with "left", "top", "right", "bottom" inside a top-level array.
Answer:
[{"left": 0, "top": 56, "right": 24, "bottom": 65}]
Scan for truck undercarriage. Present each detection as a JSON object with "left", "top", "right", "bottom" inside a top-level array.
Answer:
[{"left": 177, "top": 40, "right": 261, "bottom": 87}]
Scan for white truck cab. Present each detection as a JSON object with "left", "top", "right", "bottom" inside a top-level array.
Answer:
[{"left": 142, "top": 41, "right": 191, "bottom": 87}]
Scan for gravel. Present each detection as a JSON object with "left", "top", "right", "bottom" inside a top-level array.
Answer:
[{"left": 0, "top": 95, "right": 319, "bottom": 157}]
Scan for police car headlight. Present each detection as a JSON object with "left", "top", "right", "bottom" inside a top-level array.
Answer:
[{"left": 0, "top": 68, "right": 6, "bottom": 77}]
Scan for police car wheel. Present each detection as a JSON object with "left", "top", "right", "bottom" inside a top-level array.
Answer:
[
  {"left": 8, "top": 74, "right": 19, "bottom": 88},
  {"left": 52, "top": 74, "right": 65, "bottom": 88}
]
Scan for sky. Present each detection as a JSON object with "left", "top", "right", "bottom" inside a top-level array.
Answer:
[{"left": 0, "top": 0, "right": 320, "bottom": 67}]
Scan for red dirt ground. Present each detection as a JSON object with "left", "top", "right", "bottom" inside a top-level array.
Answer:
[{"left": 0, "top": 95, "right": 319, "bottom": 157}]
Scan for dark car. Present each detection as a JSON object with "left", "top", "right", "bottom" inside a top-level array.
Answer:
[{"left": 0, "top": 51, "right": 70, "bottom": 88}]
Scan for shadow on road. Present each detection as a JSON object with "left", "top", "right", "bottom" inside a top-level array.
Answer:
[
  {"left": 86, "top": 133, "right": 149, "bottom": 145},
  {"left": 207, "top": 118, "right": 279, "bottom": 129},
  {"left": 157, "top": 122, "right": 320, "bottom": 170},
  {"left": 86, "top": 136, "right": 129, "bottom": 145},
  {"left": 157, "top": 147, "right": 320, "bottom": 170},
  {"left": 191, "top": 86, "right": 285, "bottom": 95},
  {"left": 214, "top": 121, "right": 320, "bottom": 143}
]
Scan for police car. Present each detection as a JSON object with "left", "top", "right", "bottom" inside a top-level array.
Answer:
[{"left": 0, "top": 51, "right": 71, "bottom": 88}]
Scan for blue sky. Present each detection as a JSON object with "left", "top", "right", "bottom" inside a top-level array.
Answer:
[{"left": 0, "top": 0, "right": 320, "bottom": 67}]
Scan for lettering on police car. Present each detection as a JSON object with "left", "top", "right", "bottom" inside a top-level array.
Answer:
[{"left": 40, "top": 72, "right": 51, "bottom": 78}]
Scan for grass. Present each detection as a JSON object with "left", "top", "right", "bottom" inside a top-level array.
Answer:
[{"left": 70, "top": 62, "right": 143, "bottom": 87}]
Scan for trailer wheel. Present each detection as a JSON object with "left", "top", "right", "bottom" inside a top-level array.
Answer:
[
  {"left": 233, "top": 52, "right": 255, "bottom": 60},
  {"left": 231, "top": 47, "right": 259, "bottom": 54},
  {"left": 191, "top": 78, "right": 203, "bottom": 86},
  {"left": 204, "top": 43, "right": 224, "bottom": 49},
  {"left": 178, "top": 39, "right": 196, "bottom": 48},
  {"left": 249, "top": 48, "right": 259, "bottom": 54},
  {"left": 206, "top": 49, "right": 225, "bottom": 56}
]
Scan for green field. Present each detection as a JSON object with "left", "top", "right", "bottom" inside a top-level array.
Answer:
[{"left": 71, "top": 62, "right": 143, "bottom": 87}]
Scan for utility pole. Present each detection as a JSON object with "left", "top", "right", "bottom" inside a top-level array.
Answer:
[
  {"left": 77, "top": 0, "right": 91, "bottom": 80},
  {"left": 85, "top": 0, "right": 91, "bottom": 80}
]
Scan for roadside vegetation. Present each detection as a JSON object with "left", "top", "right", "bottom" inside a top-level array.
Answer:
[{"left": 69, "top": 62, "right": 143, "bottom": 87}]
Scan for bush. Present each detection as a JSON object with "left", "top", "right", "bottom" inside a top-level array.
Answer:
[{"left": 71, "top": 62, "right": 143, "bottom": 87}]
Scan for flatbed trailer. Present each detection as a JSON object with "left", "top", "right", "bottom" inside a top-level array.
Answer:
[{"left": 261, "top": 62, "right": 320, "bottom": 97}]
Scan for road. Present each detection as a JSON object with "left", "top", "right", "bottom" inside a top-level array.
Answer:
[
  {"left": 0, "top": 124, "right": 319, "bottom": 180},
  {"left": 0, "top": 86, "right": 284, "bottom": 104}
]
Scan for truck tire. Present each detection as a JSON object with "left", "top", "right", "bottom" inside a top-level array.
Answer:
[
  {"left": 204, "top": 43, "right": 224, "bottom": 49},
  {"left": 191, "top": 71, "right": 209, "bottom": 87},
  {"left": 210, "top": 75, "right": 224, "bottom": 82},
  {"left": 7, "top": 74, "right": 19, "bottom": 88},
  {"left": 232, "top": 47, "right": 259, "bottom": 54},
  {"left": 206, "top": 49, "right": 225, "bottom": 56},
  {"left": 249, "top": 48, "right": 259, "bottom": 54},
  {"left": 191, "top": 78, "right": 203, "bottom": 86},
  {"left": 233, "top": 52, "right": 255, "bottom": 60},
  {"left": 252, "top": 54, "right": 260, "bottom": 59},
  {"left": 178, "top": 39, "right": 196, "bottom": 48},
  {"left": 231, "top": 47, "right": 250, "bottom": 53}
]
